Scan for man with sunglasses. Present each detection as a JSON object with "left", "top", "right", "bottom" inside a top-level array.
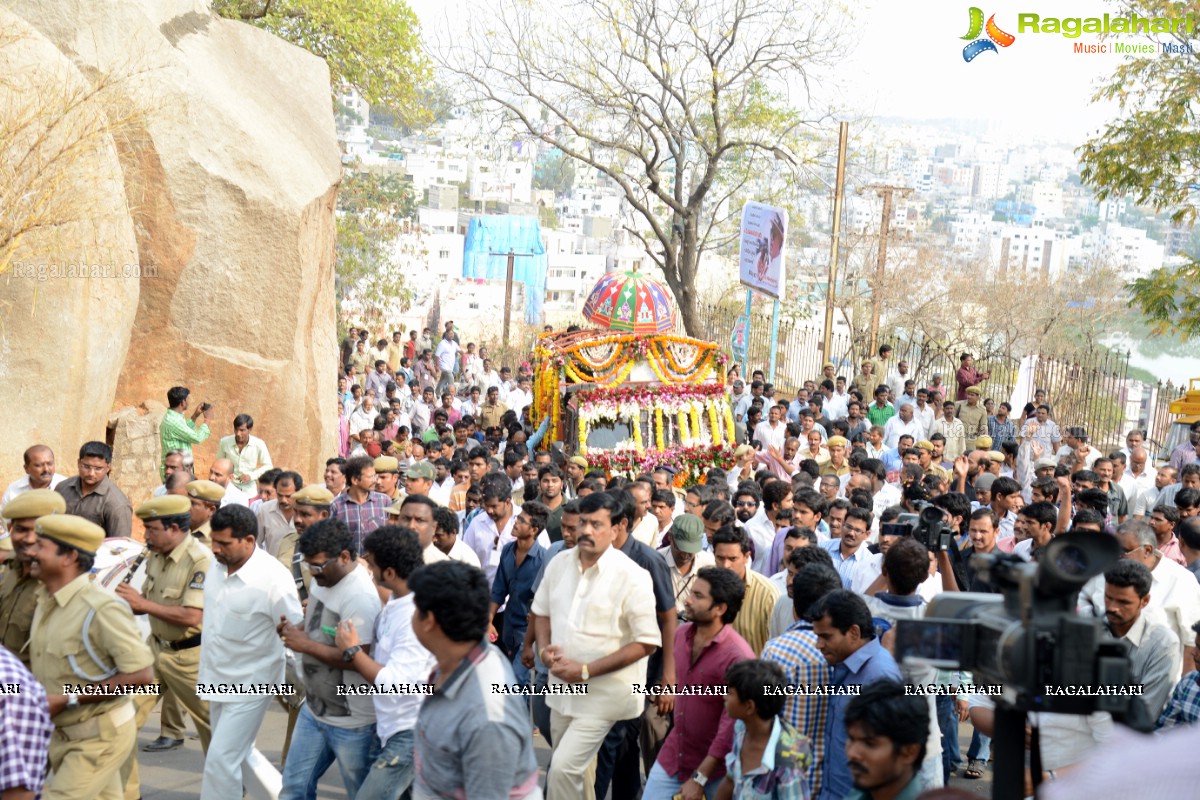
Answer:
[{"left": 278, "top": 518, "right": 382, "bottom": 800}]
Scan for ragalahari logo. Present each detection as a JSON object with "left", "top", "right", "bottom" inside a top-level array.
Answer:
[{"left": 961, "top": 8, "right": 1016, "bottom": 61}]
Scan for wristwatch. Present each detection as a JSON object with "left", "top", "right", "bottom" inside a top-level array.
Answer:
[
  {"left": 580, "top": 662, "right": 590, "bottom": 681},
  {"left": 65, "top": 693, "right": 81, "bottom": 709},
  {"left": 692, "top": 771, "right": 708, "bottom": 787},
  {"left": 342, "top": 645, "right": 362, "bottom": 662}
]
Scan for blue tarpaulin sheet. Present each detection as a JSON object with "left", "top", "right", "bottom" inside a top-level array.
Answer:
[{"left": 462, "top": 216, "right": 547, "bottom": 323}]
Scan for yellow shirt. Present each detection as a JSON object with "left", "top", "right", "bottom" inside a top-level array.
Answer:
[
  {"left": 143, "top": 536, "right": 212, "bottom": 643},
  {"left": 30, "top": 573, "right": 154, "bottom": 726},
  {"left": 732, "top": 569, "right": 782, "bottom": 655}
]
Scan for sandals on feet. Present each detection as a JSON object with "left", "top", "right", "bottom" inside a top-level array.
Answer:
[{"left": 964, "top": 759, "right": 985, "bottom": 779}]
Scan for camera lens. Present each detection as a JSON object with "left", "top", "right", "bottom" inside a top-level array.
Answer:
[{"left": 1053, "top": 544, "right": 1088, "bottom": 576}]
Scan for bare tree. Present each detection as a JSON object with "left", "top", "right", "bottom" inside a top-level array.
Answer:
[{"left": 440, "top": 0, "right": 847, "bottom": 335}]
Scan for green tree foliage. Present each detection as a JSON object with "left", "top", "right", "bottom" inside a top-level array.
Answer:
[
  {"left": 442, "top": 0, "right": 846, "bottom": 336},
  {"left": 335, "top": 170, "right": 419, "bottom": 326},
  {"left": 1077, "top": 0, "right": 1200, "bottom": 339},
  {"left": 213, "top": 0, "right": 432, "bottom": 124}
]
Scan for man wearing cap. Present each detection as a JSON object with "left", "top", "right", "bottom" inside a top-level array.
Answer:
[
  {"left": 118, "top": 496, "right": 213, "bottom": 794},
  {"left": 404, "top": 460, "right": 436, "bottom": 499},
  {"left": 374, "top": 456, "right": 404, "bottom": 503},
  {"left": 656, "top": 514, "right": 715, "bottom": 619},
  {"left": 821, "top": 437, "right": 851, "bottom": 481},
  {"left": 255, "top": 471, "right": 303, "bottom": 559},
  {"left": 565, "top": 456, "right": 588, "bottom": 500},
  {"left": 185, "top": 479, "right": 225, "bottom": 547},
  {"left": 282, "top": 486, "right": 334, "bottom": 582},
  {"left": 0, "top": 490, "right": 67, "bottom": 665},
  {"left": 956, "top": 387, "right": 989, "bottom": 443},
  {"left": 28, "top": 514, "right": 155, "bottom": 798},
  {"left": 57, "top": 441, "right": 134, "bottom": 539}
]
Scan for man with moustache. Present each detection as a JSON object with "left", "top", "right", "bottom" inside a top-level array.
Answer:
[
  {"left": 278, "top": 519, "right": 382, "bottom": 800},
  {"left": 843, "top": 681, "right": 930, "bottom": 800},
  {"left": 256, "top": 470, "right": 304, "bottom": 559},
  {"left": 199, "top": 505, "right": 302, "bottom": 800},
  {"left": 119, "top": 496, "right": 213, "bottom": 795},
  {"left": 387, "top": 494, "right": 451, "bottom": 566},
  {"left": 1, "top": 445, "right": 66, "bottom": 521},
  {"left": 532, "top": 492, "right": 661, "bottom": 800},
  {"left": 28, "top": 514, "right": 155, "bottom": 798},
  {"left": 0, "top": 489, "right": 66, "bottom": 664}
]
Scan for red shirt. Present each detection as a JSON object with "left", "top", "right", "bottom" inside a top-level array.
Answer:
[
  {"left": 404, "top": 340, "right": 417, "bottom": 362},
  {"left": 955, "top": 366, "right": 984, "bottom": 401},
  {"left": 657, "top": 623, "right": 756, "bottom": 782}
]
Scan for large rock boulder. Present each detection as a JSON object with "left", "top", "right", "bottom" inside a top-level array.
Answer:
[
  {"left": 0, "top": 8, "right": 140, "bottom": 468},
  {"left": 0, "top": 0, "right": 340, "bottom": 502}
]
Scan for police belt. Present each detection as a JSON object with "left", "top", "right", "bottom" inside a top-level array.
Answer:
[
  {"left": 57, "top": 699, "right": 135, "bottom": 741},
  {"left": 155, "top": 633, "right": 202, "bottom": 651}
]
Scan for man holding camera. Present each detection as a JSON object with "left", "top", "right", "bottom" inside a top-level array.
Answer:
[{"left": 160, "top": 386, "right": 214, "bottom": 475}]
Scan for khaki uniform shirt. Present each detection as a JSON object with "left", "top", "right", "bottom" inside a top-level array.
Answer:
[
  {"left": 0, "top": 561, "right": 39, "bottom": 664},
  {"left": 479, "top": 402, "right": 509, "bottom": 430},
  {"left": 143, "top": 536, "right": 211, "bottom": 643},
  {"left": 955, "top": 402, "right": 988, "bottom": 441},
  {"left": 30, "top": 573, "right": 154, "bottom": 726},
  {"left": 192, "top": 521, "right": 212, "bottom": 548}
]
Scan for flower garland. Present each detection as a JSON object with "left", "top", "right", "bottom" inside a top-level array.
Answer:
[
  {"left": 655, "top": 408, "right": 665, "bottom": 450},
  {"left": 578, "top": 415, "right": 588, "bottom": 456},
  {"left": 689, "top": 406, "right": 701, "bottom": 442},
  {"left": 723, "top": 404, "right": 736, "bottom": 442},
  {"left": 708, "top": 401, "right": 722, "bottom": 445},
  {"left": 632, "top": 418, "right": 643, "bottom": 450},
  {"left": 678, "top": 410, "right": 689, "bottom": 443},
  {"left": 582, "top": 444, "right": 737, "bottom": 488}
]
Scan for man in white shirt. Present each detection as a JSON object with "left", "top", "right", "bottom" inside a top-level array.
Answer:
[
  {"left": 1079, "top": 519, "right": 1200, "bottom": 675},
  {"left": 431, "top": 505, "right": 481, "bottom": 567},
  {"left": 199, "top": 505, "right": 303, "bottom": 800},
  {"left": 1, "top": 444, "right": 66, "bottom": 536},
  {"left": 733, "top": 486, "right": 776, "bottom": 575},
  {"left": 752, "top": 404, "right": 787, "bottom": 451},
  {"left": 882, "top": 402, "right": 924, "bottom": 449},
  {"left": 278, "top": 518, "right": 384, "bottom": 800},
  {"left": 532, "top": 492, "right": 661, "bottom": 800},
  {"left": 336, "top": 525, "right": 435, "bottom": 800},
  {"left": 434, "top": 333, "right": 459, "bottom": 397},
  {"left": 208, "top": 459, "right": 250, "bottom": 507},
  {"left": 215, "top": 414, "right": 274, "bottom": 494},
  {"left": 657, "top": 514, "right": 715, "bottom": 617},
  {"left": 461, "top": 475, "right": 521, "bottom": 584},
  {"left": 507, "top": 376, "right": 533, "bottom": 418}
]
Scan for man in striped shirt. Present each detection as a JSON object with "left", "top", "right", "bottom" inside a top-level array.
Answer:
[
  {"left": 0, "top": 643, "right": 53, "bottom": 797},
  {"left": 711, "top": 525, "right": 780, "bottom": 655}
]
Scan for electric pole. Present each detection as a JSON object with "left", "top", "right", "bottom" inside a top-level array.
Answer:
[{"left": 862, "top": 184, "right": 912, "bottom": 355}]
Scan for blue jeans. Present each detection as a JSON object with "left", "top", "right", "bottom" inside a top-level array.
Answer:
[
  {"left": 967, "top": 727, "right": 991, "bottom": 762},
  {"left": 936, "top": 695, "right": 961, "bottom": 781},
  {"left": 279, "top": 704, "right": 379, "bottom": 800},
  {"left": 642, "top": 762, "right": 721, "bottom": 800},
  {"left": 355, "top": 729, "right": 415, "bottom": 800}
]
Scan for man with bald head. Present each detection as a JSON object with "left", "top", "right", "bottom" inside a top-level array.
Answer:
[
  {"left": 208, "top": 458, "right": 250, "bottom": 507},
  {"left": 1125, "top": 446, "right": 1157, "bottom": 517}
]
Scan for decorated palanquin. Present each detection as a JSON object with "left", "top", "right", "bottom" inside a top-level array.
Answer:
[{"left": 532, "top": 270, "right": 736, "bottom": 485}]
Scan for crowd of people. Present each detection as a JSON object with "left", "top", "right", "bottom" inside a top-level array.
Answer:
[{"left": 2, "top": 328, "right": 1200, "bottom": 800}]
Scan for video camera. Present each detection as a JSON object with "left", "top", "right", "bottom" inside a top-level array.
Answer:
[
  {"left": 880, "top": 503, "right": 952, "bottom": 552},
  {"left": 894, "top": 531, "right": 1138, "bottom": 799}
]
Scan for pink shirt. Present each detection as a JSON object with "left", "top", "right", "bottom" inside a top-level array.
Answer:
[{"left": 1159, "top": 535, "right": 1188, "bottom": 567}]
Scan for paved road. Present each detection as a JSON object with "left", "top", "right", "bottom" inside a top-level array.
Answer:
[{"left": 136, "top": 705, "right": 994, "bottom": 798}]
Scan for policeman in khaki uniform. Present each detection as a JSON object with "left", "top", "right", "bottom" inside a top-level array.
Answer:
[
  {"left": 374, "top": 455, "right": 404, "bottom": 503},
  {"left": 117, "top": 496, "right": 213, "bottom": 799},
  {"left": 185, "top": 479, "right": 224, "bottom": 548},
  {"left": 275, "top": 485, "right": 333, "bottom": 766},
  {"left": 28, "top": 514, "right": 155, "bottom": 800},
  {"left": 0, "top": 489, "right": 66, "bottom": 665}
]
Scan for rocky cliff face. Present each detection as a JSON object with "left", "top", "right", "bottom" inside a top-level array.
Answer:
[{"left": 0, "top": 0, "right": 340, "bottom": 504}]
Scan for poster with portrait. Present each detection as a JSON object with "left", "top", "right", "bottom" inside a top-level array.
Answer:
[{"left": 738, "top": 202, "right": 787, "bottom": 299}]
